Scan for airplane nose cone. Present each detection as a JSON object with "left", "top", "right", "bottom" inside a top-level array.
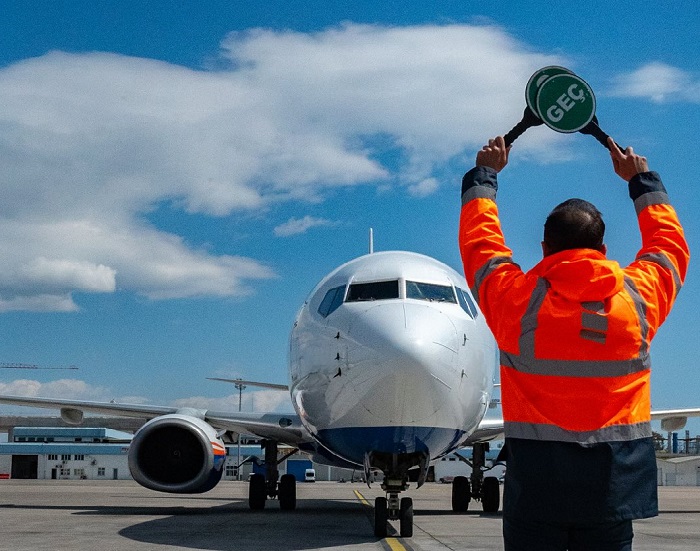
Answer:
[{"left": 344, "top": 302, "right": 460, "bottom": 424}]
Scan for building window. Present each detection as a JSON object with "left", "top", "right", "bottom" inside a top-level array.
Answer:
[
  {"left": 61, "top": 454, "right": 71, "bottom": 461},
  {"left": 97, "top": 468, "right": 106, "bottom": 477},
  {"left": 74, "top": 454, "right": 85, "bottom": 461},
  {"left": 60, "top": 468, "right": 70, "bottom": 477},
  {"left": 48, "top": 454, "right": 59, "bottom": 461},
  {"left": 225, "top": 465, "right": 237, "bottom": 477},
  {"left": 74, "top": 468, "right": 85, "bottom": 478}
]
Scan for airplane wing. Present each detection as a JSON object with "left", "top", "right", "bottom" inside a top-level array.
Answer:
[
  {"left": 0, "top": 394, "right": 312, "bottom": 447},
  {"left": 651, "top": 408, "right": 700, "bottom": 432},
  {"left": 206, "top": 377, "right": 289, "bottom": 390},
  {"left": 650, "top": 408, "right": 700, "bottom": 420},
  {"left": 465, "top": 407, "right": 700, "bottom": 445}
]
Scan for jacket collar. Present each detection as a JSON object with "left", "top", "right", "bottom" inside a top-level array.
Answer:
[{"left": 530, "top": 249, "right": 624, "bottom": 302}]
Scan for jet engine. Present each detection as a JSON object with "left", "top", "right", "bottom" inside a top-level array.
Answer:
[{"left": 128, "top": 414, "right": 226, "bottom": 493}]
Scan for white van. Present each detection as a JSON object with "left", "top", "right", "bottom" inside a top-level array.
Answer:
[{"left": 304, "top": 468, "right": 316, "bottom": 482}]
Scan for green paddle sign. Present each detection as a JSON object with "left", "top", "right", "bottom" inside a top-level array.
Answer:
[
  {"left": 535, "top": 73, "right": 596, "bottom": 133},
  {"left": 525, "top": 65, "right": 573, "bottom": 115},
  {"left": 503, "top": 66, "right": 617, "bottom": 149}
]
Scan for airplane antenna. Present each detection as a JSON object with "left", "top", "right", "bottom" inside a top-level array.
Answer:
[{"left": 368, "top": 228, "right": 374, "bottom": 254}]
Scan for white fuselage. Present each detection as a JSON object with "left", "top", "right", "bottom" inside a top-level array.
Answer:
[{"left": 289, "top": 251, "right": 498, "bottom": 467}]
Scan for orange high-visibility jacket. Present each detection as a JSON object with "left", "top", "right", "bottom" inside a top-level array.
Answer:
[{"left": 460, "top": 167, "right": 689, "bottom": 445}]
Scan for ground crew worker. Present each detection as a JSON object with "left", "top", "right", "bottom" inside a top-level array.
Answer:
[{"left": 459, "top": 135, "right": 689, "bottom": 551}]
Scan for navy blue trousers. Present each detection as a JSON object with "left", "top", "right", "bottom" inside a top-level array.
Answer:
[{"left": 503, "top": 516, "right": 633, "bottom": 551}]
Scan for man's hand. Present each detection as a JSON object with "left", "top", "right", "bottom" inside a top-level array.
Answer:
[
  {"left": 476, "top": 136, "right": 510, "bottom": 173},
  {"left": 608, "top": 137, "right": 649, "bottom": 181}
]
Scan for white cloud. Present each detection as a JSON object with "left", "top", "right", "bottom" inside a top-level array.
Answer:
[
  {"left": 274, "top": 215, "right": 335, "bottom": 237},
  {"left": 0, "top": 218, "right": 276, "bottom": 310},
  {"left": 0, "top": 378, "right": 110, "bottom": 401},
  {"left": 407, "top": 177, "right": 439, "bottom": 198},
  {"left": 0, "top": 24, "right": 566, "bottom": 311},
  {"left": 608, "top": 62, "right": 700, "bottom": 103},
  {"left": 0, "top": 379, "right": 152, "bottom": 408}
]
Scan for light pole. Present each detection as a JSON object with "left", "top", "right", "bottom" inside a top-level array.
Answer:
[{"left": 234, "top": 381, "right": 246, "bottom": 481}]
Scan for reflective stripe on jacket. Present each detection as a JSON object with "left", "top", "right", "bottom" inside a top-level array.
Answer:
[{"left": 459, "top": 167, "right": 689, "bottom": 444}]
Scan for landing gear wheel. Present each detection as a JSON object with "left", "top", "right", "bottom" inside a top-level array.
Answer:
[
  {"left": 374, "top": 496, "right": 388, "bottom": 538},
  {"left": 452, "top": 475, "right": 471, "bottom": 512},
  {"left": 399, "top": 497, "right": 413, "bottom": 538},
  {"left": 482, "top": 476, "right": 500, "bottom": 513},
  {"left": 248, "top": 473, "right": 266, "bottom": 510},
  {"left": 279, "top": 473, "right": 296, "bottom": 510}
]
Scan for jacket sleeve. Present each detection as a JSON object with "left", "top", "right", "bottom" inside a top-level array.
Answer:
[
  {"left": 624, "top": 171, "right": 690, "bottom": 337},
  {"left": 459, "top": 166, "right": 530, "bottom": 338}
]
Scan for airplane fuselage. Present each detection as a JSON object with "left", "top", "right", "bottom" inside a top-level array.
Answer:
[{"left": 289, "top": 251, "right": 498, "bottom": 471}]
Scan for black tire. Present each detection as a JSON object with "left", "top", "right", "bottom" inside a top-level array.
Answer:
[
  {"left": 482, "top": 476, "right": 500, "bottom": 513},
  {"left": 399, "top": 497, "right": 413, "bottom": 538},
  {"left": 374, "top": 496, "right": 388, "bottom": 538},
  {"left": 451, "top": 475, "right": 471, "bottom": 512},
  {"left": 279, "top": 473, "right": 296, "bottom": 510},
  {"left": 248, "top": 473, "right": 266, "bottom": 510}
]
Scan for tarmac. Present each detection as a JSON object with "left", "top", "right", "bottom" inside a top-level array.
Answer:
[{"left": 0, "top": 480, "right": 698, "bottom": 551}]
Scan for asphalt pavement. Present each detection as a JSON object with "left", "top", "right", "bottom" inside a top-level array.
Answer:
[{"left": 0, "top": 480, "right": 698, "bottom": 551}]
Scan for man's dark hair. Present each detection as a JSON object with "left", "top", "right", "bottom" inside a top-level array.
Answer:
[{"left": 543, "top": 198, "right": 605, "bottom": 254}]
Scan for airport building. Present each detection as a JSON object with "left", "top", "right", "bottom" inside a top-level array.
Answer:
[
  {"left": 657, "top": 456, "right": 700, "bottom": 486},
  {"left": 0, "top": 427, "right": 133, "bottom": 480}
]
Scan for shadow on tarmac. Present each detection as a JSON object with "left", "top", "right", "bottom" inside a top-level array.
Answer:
[
  {"left": 117, "top": 500, "right": 377, "bottom": 550},
  {"left": 1, "top": 498, "right": 378, "bottom": 550}
]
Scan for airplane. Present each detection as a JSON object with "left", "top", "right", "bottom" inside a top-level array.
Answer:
[{"left": 0, "top": 249, "right": 699, "bottom": 539}]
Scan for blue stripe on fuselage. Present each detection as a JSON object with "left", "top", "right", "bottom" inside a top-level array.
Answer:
[{"left": 316, "top": 426, "right": 467, "bottom": 465}]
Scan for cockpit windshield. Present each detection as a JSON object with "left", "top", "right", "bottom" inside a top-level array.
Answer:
[
  {"left": 346, "top": 280, "right": 399, "bottom": 302},
  {"left": 406, "top": 281, "right": 457, "bottom": 303}
]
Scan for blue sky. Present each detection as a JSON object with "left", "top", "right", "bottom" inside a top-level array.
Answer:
[{"left": 0, "top": 2, "right": 699, "bottom": 436}]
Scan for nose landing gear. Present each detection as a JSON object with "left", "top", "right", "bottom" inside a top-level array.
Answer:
[
  {"left": 367, "top": 450, "right": 428, "bottom": 539},
  {"left": 374, "top": 491, "right": 414, "bottom": 538}
]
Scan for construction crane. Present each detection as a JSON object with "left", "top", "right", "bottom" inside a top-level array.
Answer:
[{"left": 0, "top": 363, "right": 78, "bottom": 370}]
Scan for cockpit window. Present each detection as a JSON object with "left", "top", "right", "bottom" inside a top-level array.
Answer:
[
  {"left": 318, "top": 285, "right": 346, "bottom": 317},
  {"left": 456, "top": 287, "right": 479, "bottom": 318},
  {"left": 406, "top": 281, "right": 457, "bottom": 303},
  {"left": 346, "top": 280, "right": 399, "bottom": 302}
]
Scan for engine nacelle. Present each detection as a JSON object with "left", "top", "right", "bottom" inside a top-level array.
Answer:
[{"left": 128, "top": 414, "right": 226, "bottom": 493}]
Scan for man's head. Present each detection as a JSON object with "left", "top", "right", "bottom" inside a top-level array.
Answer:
[{"left": 542, "top": 198, "right": 606, "bottom": 256}]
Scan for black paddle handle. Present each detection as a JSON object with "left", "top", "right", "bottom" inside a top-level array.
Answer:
[
  {"left": 504, "top": 109, "right": 625, "bottom": 152},
  {"left": 504, "top": 108, "right": 543, "bottom": 147},
  {"left": 504, "top": 119, "right": 530, "bottom": 148},
  {"left": 579, "top": 119, "right": 624, "bottom": 151}
]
